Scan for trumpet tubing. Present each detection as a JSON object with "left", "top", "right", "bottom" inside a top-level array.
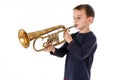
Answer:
[{"left": 18, "top": 25, "right": 75, "bottom": 52}]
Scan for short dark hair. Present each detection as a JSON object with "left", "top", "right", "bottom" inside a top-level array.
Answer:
[{"left": 73, "top": 4, "right": 95, "bottom": 18}]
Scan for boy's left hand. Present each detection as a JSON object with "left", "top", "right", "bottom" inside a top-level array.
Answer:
[{"left": 64, "top": 31, "right": 73, "bottom": 43}]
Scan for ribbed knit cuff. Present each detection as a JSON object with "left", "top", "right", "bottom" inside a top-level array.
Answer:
[{"left": 67, "top": 40, "right": 75, "bottom": 50}]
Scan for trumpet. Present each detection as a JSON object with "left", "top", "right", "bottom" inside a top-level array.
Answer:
[{"left": 18, "top": 25, "right": 76, "bottom": 52}]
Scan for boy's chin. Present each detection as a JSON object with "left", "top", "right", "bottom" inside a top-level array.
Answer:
[
  {"left": 75, "top": 26, "right": 80, "bottom": 29},
  {"left": 76, "top": 27, "right": 83, "bottom": 31}
]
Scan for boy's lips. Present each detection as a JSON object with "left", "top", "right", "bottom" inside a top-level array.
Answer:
[{"left": 74, "top": 24, "right": 78, "bottom": 27}]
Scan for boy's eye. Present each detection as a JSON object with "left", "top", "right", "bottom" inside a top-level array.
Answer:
[
  {"left": 77, "top": 17, "right": 81, "bottom": 19},
  {"left": 73, "top": 16, "right": 81, "bottom": 20}
]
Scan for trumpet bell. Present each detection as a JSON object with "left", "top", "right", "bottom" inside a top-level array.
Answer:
[{"left": 18, "top": 29, "right": 30, "bottom": 48}]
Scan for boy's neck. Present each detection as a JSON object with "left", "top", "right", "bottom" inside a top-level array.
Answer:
[{"left": 79, "top": 27, "right": 90, "bottom": 33}]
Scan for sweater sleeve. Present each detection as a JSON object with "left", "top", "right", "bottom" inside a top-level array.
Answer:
[
  {"left": 67, "top": 35, "right": 97, "bottom": 61},
  {"left": 50, "top": 42, "right": 69, "bottom": 57}
]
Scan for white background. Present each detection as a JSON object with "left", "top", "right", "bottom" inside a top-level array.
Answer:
[{"left": 0, "top": 0, "right": 120, "bottom": 80}]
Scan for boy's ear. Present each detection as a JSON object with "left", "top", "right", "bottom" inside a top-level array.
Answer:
[{"left": 88, "top": 17, "right": 94, "bottom": 24}]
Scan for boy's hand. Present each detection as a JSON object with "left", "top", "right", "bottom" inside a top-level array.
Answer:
[
  {"left": 64, "top": 31, "right": 73, "bottom": 43},
  {"left": 44, "top": 45, "right": 55, "bottom": 53}
]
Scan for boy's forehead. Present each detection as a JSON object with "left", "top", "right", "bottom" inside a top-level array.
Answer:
[{"left": 73, "top": 9, "right": 86, "bottom": 16}]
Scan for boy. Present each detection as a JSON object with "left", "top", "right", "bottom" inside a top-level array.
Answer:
[{"left": 44, "top": 4, "right": 97, "bottom": 80}]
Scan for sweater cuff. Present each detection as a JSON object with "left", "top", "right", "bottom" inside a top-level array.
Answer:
[
  {"left": 50, "top": 48, "right": 57, "bottom": 55},
  {"left": 67, "top": 40, "right": 76, "bottom": 50},
  {"left": 50, "top": 51, "right": 54, "bottom": 55}
]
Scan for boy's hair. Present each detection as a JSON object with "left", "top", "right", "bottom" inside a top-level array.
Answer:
[{"left": 73, "top": 4, "right": 95, "bottom": 18}]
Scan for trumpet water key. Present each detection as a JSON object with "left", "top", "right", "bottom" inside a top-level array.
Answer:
[{"left": 18, "top": 25, "right": 76, "bottom": 52}]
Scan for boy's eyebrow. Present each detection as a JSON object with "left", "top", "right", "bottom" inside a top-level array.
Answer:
[
  {"left": 77, "top": 15, "right": 82, "bottom": 16},
  {"left": 73, "top": 15, "right": 82, "bottom": 18}
]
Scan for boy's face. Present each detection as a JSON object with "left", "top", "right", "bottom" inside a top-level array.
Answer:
[{"left": 73, "top": 9, "right": 92, "bottom": 30}]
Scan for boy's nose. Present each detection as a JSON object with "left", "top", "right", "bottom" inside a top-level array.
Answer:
[{"left": 74, "top": 19, "right": 78, "bottom": 24}]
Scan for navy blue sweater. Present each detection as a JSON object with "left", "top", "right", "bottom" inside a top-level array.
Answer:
[{"left": 50, "top": 31, "right": 97, "bottom": 80}]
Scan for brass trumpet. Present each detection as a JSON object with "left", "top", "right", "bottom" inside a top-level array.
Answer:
[{"left": 18, "top": 25, "right": 76, "bottom": 52}]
